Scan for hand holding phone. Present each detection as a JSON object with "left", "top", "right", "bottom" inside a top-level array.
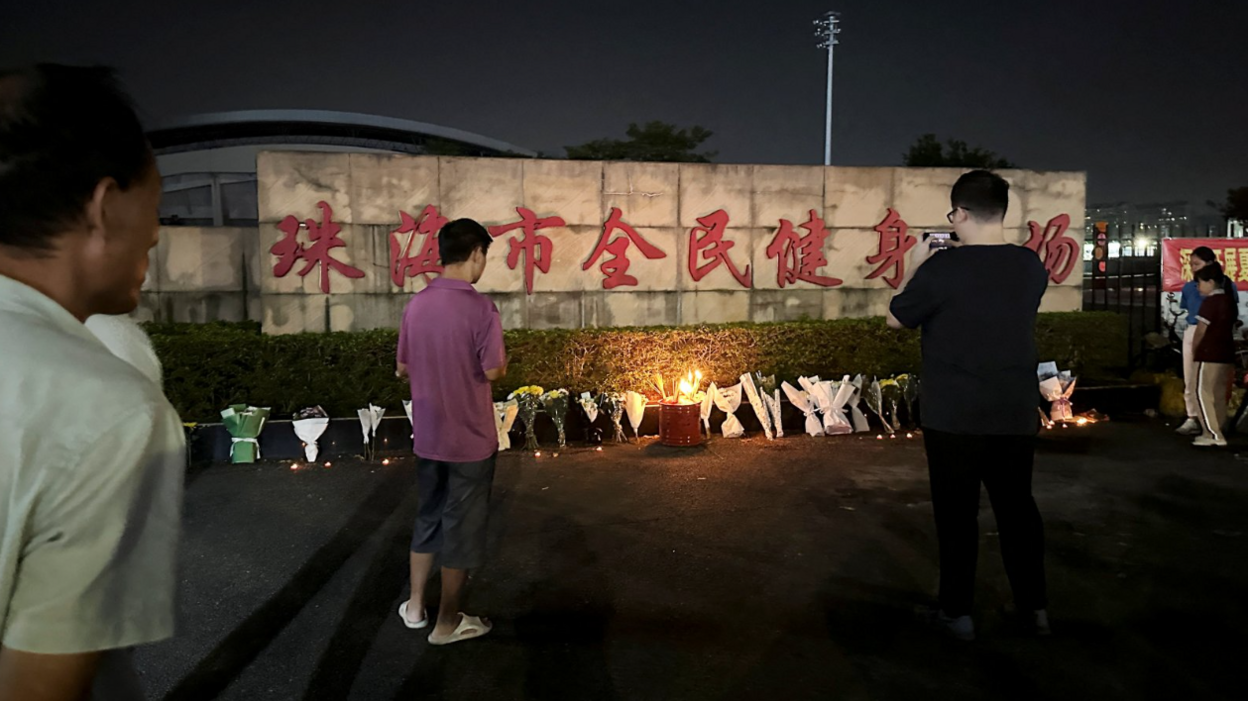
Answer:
[{"left": 923, "top": 231, "right": 959, "bottom": 250}]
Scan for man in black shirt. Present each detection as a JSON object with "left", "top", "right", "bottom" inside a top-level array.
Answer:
[{"left": 887, "top": 170, "right": 1050, "bottom": 641}]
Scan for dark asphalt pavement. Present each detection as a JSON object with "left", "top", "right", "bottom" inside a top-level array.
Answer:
[{"left": 135, "top": 421, "right": 1248, "bottom": 700}]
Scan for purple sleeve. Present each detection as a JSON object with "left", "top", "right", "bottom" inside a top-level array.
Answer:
[{"left": 477, "top": 302, "right": 506, "bottom": 373}]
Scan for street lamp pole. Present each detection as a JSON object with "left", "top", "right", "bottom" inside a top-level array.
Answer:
[{"left": 814, "top": 11, "right": 842, "bottom": 166}]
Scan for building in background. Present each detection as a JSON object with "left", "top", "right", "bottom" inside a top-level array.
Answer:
[
  {"left": 1084, "top": 200, "right": 1231, "bottom": 259},
  {"left": 149, "top": 110, "right": 537, "bottom": 227}
]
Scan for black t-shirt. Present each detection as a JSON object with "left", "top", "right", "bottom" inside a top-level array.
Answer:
[{"left": 889, "top": 245, "right": 1049, "bottom": 436}]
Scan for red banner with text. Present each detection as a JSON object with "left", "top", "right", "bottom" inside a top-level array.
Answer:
[{"left": 1161, "top": 238, "right": 1248, "bottom": 292}]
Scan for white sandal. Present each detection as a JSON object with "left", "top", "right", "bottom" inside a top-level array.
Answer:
[
  {"left": 398, "top": 601, "right": 429, "bottom": 630},
  {"left": 428, "top": 613, "right": 492, "bottom": 646}
]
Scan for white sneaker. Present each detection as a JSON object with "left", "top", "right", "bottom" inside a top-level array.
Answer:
[
  {"left": 1176, "top": 419, "right": 1202, "bottom": 436},
  {"left": 1193, "top": 436, "right": 1228, "bottom": 447}
]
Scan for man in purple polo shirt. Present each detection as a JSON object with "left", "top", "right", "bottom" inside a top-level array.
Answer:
[{"left": 395, "top": 218, "right": 507, "bottom": 646}]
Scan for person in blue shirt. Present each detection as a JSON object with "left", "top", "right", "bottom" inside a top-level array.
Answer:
[{"left": 1177, "top": 246, "right": 1239, "bottom": 435}]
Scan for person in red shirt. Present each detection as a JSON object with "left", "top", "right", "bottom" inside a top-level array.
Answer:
[{"left": 1192, "top": 262, "right": 1237, "bottom": 447}]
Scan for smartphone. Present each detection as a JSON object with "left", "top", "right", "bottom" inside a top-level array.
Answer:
[{"left": 923, "top": 231, "right": 958, "bottom": 250}]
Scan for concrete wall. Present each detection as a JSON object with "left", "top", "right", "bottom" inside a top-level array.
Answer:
[
  {"left": 146, "top": 152, "right": 1086, "bottom": 332},
  {"left": 137, "top": 226, "right": 261, "bottom": 324}
]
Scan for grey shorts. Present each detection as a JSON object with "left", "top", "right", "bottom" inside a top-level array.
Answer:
[{"left": 411, "top": 453, "right": 496, "bottom": 570}]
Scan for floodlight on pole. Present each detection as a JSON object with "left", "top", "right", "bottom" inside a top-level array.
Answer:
[{"left": 813, "top": 10, "right": 842, "bottom": 166}]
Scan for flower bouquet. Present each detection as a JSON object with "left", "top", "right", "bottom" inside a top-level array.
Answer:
[
  {"left": 508, "top": 385, "right": 545, "bottom": 452},
  {"left": 1038, "top": 362, "right": 1076, "bottom": 422},
  {"left": 221, "top": 404, "right": 271, "bottom": 464},
  {"left": 865, "top": 378, "right": 893, "bottom": 434},
  {"left": 824, "top": 375, "right": 856, "bottom": 436},
  {"left": 357, "top": 403, "right": 385, "bottom": 461},
  {"left": 897, "top": 374, "right": 921, "bottom": 428},
  {"left": 700, "top": 383, "right": 719, "bottom": 439},
  {"left": 847, "top": 374, "right": 871, "bottom": 433},
  {"left": 293, "top": 405, "right": 330, "bottom": 462},
  {"left": 495, "top": 399, "right": 519, "bottom": 451},
  {"left": 714, "top": 383, "right": 745, "bottom": 438},
  {"left": 542, "top": 389, "right": 571, "bottom": 449},
  {"left": 601, "top": 392, "right": 627, "bottom": 443},
  {"left": 755, "top": 373, "right": 784, "bottom": 439},
  {"left": 740, "top": 373, "right": 774, "bottom": 440},
  {"left": 579, "top": 392, "right": 600, "bottom": 424},
  {"left": 798, "top": 376, "right": 834, "bottom": 434},
  {"left": 879, "top": 378, "right": 904, "bottom": 433},
  {"left": 624, "top": 390, "right": 648, "bottom": 441},
  {"left": 783, "top": 380, "right": 823, "bottom": 437}
]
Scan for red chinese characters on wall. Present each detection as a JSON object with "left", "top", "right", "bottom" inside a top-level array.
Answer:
[
  {"left": 866, "top": 207, "right": 917, "bottom": 290},
  {"left": 688, "top": 209, "right": 751, "bottom": 288},
  {"left": 389, "top": 205, "right": 447, "bottom": 286},
  {"left": 271, "top": 201, "right": 365, "bottom": 293},
  {"left": 1024, "top": 213, "right": 1078, "bottom": 284},
  {"left": 765, "top": 210, "right": 842, "bottom": 288},
  {"left": 488, "top": 207, "right": 566, "bottom": 295},
  {"left": 583, "top": 207, "right": 668, "bottom": 290},
  {"left": 273, "top": 200, "right": 1081, "bottom": 295}
]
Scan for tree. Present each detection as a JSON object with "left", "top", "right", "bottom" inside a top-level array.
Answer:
[
  {"left": 902, "top": 133, "right": 1016, "bottom": 169},
  {"left": 565, "top": 121, "right": 717, "bottom": 163},
  {"left": 1212, "top": 186, "right": 1248, "bottom": 221}
]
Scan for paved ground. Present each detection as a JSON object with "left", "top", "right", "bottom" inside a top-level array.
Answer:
[{"left": 135, "top": 420, "right": 1248, "bottom": 700}]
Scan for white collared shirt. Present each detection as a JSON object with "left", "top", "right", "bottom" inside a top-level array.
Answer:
[
  {"left": 0, "top": 274, "right": 184, "bottom": 655},
  {"left": 85, "top": 314, "right": 163, "bottom": 388}
]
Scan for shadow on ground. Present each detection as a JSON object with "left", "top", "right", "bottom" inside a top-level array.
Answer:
[{"left": 136, "top": 421, "right": 1248, "bottom": 700}]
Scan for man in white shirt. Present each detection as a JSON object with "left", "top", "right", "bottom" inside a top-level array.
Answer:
[
  {"left": 0, "top": 65, "right": 184, "bottom": 701},
  {"left": 85, "top": 315, "right": 164, "bottom": 388}
]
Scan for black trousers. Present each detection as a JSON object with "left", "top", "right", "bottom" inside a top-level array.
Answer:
[{"left": 923, "top": 429, "right": 1048, "bottom": 617}]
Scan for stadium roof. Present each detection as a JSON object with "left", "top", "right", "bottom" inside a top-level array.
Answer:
[{"left": 147, "top": 110, "right": 536, "bottom": 158}]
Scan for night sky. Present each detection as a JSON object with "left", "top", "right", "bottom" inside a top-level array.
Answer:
[{"left": 2, "top": 0, "right": 1244, "bottom": 207}]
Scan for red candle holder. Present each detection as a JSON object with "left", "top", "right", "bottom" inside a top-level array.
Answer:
[{"left": 659, "top": 400, "right": 702, "bottom": 447}]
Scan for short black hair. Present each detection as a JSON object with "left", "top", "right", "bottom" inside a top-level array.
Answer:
[
  {"left": 950, "top": 169, "right": 1009, "bottom": 223},
  {"left": 1191, "top": 246, "right": 1218, "bottom": 265},
  {"left": 0, "top": 64, "right": 153, "bottom": 253},
  {"left": 438, "top": 218, "right": 492, "bottom": 265}
]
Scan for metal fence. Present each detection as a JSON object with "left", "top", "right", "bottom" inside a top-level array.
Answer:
[{"left": 1082, "top": 250, "right": 1163, "bottom": 370}]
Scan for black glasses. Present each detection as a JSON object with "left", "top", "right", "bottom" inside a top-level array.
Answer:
[{"left": 946, "top": 207, "right": 973, "bottom": 223}]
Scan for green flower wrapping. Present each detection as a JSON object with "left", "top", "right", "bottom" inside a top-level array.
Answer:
[{"left": 220, "top": 404, "right": 271, "bottom": 463}]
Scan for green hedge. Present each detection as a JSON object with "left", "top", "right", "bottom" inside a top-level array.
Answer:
[{"left": 148, "top": 313, "right": 1128, "bottom": 423}]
